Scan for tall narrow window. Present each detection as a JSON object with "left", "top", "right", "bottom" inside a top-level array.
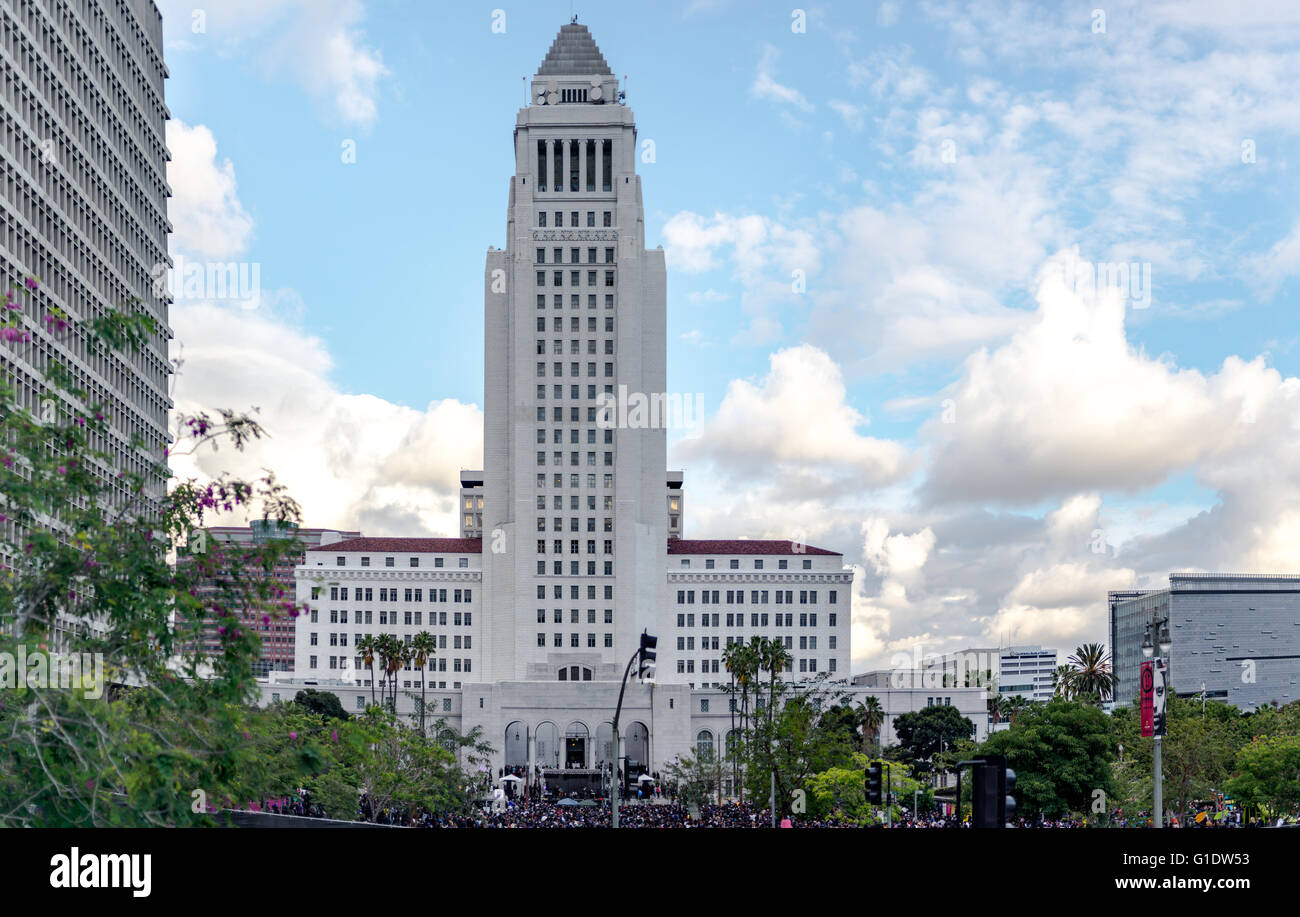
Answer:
[
  {"left": 601, "top": 140, "right": 612, "bottom": 191},
  {"left": 553, "top": 139, "right": 563, "bottom": 193},
  {"left": 586, "top": 140, "right": 596, "bottom": 192},
  {"left": 537, "top": 139, "right": 547, "bottom": 192},
  {"left": 569, "top": 139, "right": 580, "bottom": 192}
]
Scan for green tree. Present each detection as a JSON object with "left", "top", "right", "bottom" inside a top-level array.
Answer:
[
  {"left": 892, "top": 705, "right": 975, "bottom": 777},
  {"left": 410, "top": 630, "right": 436, "bottom": 735},
  {"left": 356, "top": 634, "right": 378, "bottom": 707},
  {"left": 1226, "top": 734, "right": 1300, "bottom": 819},
  {"left": 980, "top": 698, "right": 1115, "bottom": 820},
  {"left": 743, "top": 678, "right": 854, "bottom": 814},
  {"left": 722, "top": 638, "right": 760, "bottom": 801},
  {"left": 806, "top": 752, "right": 933, "bottom": 825},
  {"left": 342, "top": 707, "right": 474, "bottom": 823},
  {"left": 1052, "top": 664, "right": 1075, "bottom": 700},
  {"left": 0, "top": 277, "right": 302, "bottom": 826},
  {"left": 293, "top": 688, "right": 349, "bottom": 721},
  {"left": 1112, "top": 694, "right": 1247, "bottom": 823},
  {"left": 1065, "top": 643, "right": 1117, "bottom": 704},
  {"left": 758, "top": 635, "right": 792, "bottom": 731},
  {"left": 859, "top": 695, "right": 885, "bottom": 753},
  {"left": 663, "top": 751, "right": 724, "bottom": 808}
]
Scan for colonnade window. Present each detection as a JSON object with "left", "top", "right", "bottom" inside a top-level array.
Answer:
[{"left": 535, "top": 139, "right": 613, "bottom": 192}]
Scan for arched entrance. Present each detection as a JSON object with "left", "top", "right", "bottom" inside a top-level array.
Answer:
[
  {"left": 535, "top": 721, "right": 560, "bottom": 769},
  {"left": 624, "top": 721, "right": 649, "bottom": 771},
  {"left": 595, "top": 721, "right": 614, "bottom": 771},
  {"left": 564, "top": 721, "right": 589, "bottom": 768},
  {"left": 504, "top": 721, "right": 527, "bottom": 772}
]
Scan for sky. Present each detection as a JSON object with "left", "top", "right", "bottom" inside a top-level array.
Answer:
[{"left": 158, "top": 0, "right": 1300, "bottom": 672}]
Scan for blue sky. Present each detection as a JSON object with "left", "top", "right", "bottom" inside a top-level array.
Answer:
[{"left": 159, "top": 0, "right": 1300, "bottom": 668}]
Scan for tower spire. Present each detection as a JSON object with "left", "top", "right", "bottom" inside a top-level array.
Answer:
[{"left": 536, "top": 21, "right": 612, "bottom": 77}]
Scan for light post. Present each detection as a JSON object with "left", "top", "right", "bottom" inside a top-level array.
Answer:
[
  {"left": 1141, "top": 614, "right": 1172, "bottom": 828},
  {"left": 611, "top": 631, "right": 655, "bottom": 829}
]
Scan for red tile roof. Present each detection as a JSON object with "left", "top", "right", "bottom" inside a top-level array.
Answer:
[
  {"left": 307, "top": 537, "right": 482, "bottom": 554},
  {"left": 667, "top": 539, "right": 840, "bottom": 556}
]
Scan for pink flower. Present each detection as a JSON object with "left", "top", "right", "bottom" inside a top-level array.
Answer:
[
  {"left": 289, "top": 732, "right": 298, "bottom": 740},
  {"left": 331, "top": 730, "right": 338, "bottom": 741},
  {"left": 55, "top": 465, "right": 66, "bottom": 475},
  {"left": 24, "top": 277, "right": 38, "bottom": 291}
]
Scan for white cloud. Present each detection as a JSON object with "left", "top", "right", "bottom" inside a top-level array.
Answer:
[
  {"left": 828, "top": 100, "right": 867, "bottom": 131},
  {"left": 662, "top": 210, "right": 821, "bottom": 339},
  {"left": 673, "top": 345, "right": 911, "bottom": 494},
  {"left": 158, "top": 0, "right": 389, "bottom": 128},
  {"left": 165, "top": 121, "right": 254, "bottom": 260},
  {"left": 750, "top": 44, "right": 813, "bottom": 112},
  {"left": 920, "top": 247, "right": 1291, "bottom": 505},
  {"left": 1249, "top": 221, "right": 1300, "bottom": 294},
  {"left": 170, "top": 302, "right": 482, "bottom": 536}
]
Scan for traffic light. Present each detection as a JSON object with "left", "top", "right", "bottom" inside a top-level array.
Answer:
[
  {"left": 1001, "top": 766, "right": 1016, "bottom": 825},
  {"left": 971, "top": 757, "right": 1000, "bottom": 827},
  {"left": 638, "top": 631, "right": 657, "bottom": 683},
  {"left": 865, "top": 762, "right": 883, "bottom": 805},
  {"left": 970, "top": 755, "right": 1016, "bottom": 827}
]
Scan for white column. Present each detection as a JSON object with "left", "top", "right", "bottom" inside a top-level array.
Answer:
[
  {"left": 542, "top": 140, "right": 551, "bottom": 193},
  {"left": 578, "top": 139, "right": 587, "bottom": 195},
  {"left": 562, "top": 140, "right": 571, "bottom": 193},
  {"left": 594, "top": 139, "right": 602, "bottom": 195}
]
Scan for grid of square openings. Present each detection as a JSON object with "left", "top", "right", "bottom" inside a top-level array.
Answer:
[{"left": 533, "top": 209, "right": 616, "bottom": 576}]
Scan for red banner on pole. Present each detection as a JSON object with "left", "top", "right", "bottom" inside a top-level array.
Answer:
[{"left": 1140, "top": 660, "right": 1155, "bottom": 737}]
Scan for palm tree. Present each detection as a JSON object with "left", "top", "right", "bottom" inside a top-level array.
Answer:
[
  {"left": 410, "top": 631, "right": 436, "bottom": 735},
  {"left": 859, "top": 695, "right": 884, "bottom": 752},
  {"left": 1067, "top": 643, "right": 1117, "bottom": 704},
  {"left": 376, "top": 634, "right": 401, "bottom": 711},
  {"left": 356, "top": 634, "right": 378, "bottom": 707},
  {"left": 391, "top": 641, "right": 413, "bottom": 710},
  {"left": 744, "top": 637, "right": 764, "bottom": 743},
  {"left": 1052, "top": 664, "right": 1076, "bottom": 700},
  {"left": 758, "top": 636, "right": 792, "bottom": 730},
  {"left": 722, "top": 643, "right": 742, "bottom": 799},
  {"left": 1004, "top": 695, "right": 1030, "bottom": 724}
]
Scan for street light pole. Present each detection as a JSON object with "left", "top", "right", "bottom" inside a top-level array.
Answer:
[
  {"left": 1153, "top": 732, "right": 1163, "bottom": 828},
  {"left": 611, "top": 631, "right": 656, "bottom": 829},
  {"left": 1142, "top": 613, "right": 1172, "bottom": 828}
]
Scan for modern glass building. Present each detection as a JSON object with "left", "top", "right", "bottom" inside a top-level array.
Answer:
[{"left": 1111, "top": 574, "right": 1300, "bottom": 712}]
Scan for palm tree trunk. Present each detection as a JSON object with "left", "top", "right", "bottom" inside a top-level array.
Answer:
[{"left": 419, "top": 666, "right": 427, "bottom": 736}]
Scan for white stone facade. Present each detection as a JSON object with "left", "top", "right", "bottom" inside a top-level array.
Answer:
[{"left": 266, "top": 23, "right": 986, "bottom": 780}]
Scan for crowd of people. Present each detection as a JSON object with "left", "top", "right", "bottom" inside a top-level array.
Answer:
[
  {"left": 424, "top": 800, "right": 851, "bottom": 828},
  {"left": 244, "top": 791, "right": 1286, "bottom": 829}
]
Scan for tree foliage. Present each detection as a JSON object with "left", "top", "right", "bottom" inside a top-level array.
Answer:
[{"left": 980, "top": 698, "right": 1115, "bottom": 820}]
